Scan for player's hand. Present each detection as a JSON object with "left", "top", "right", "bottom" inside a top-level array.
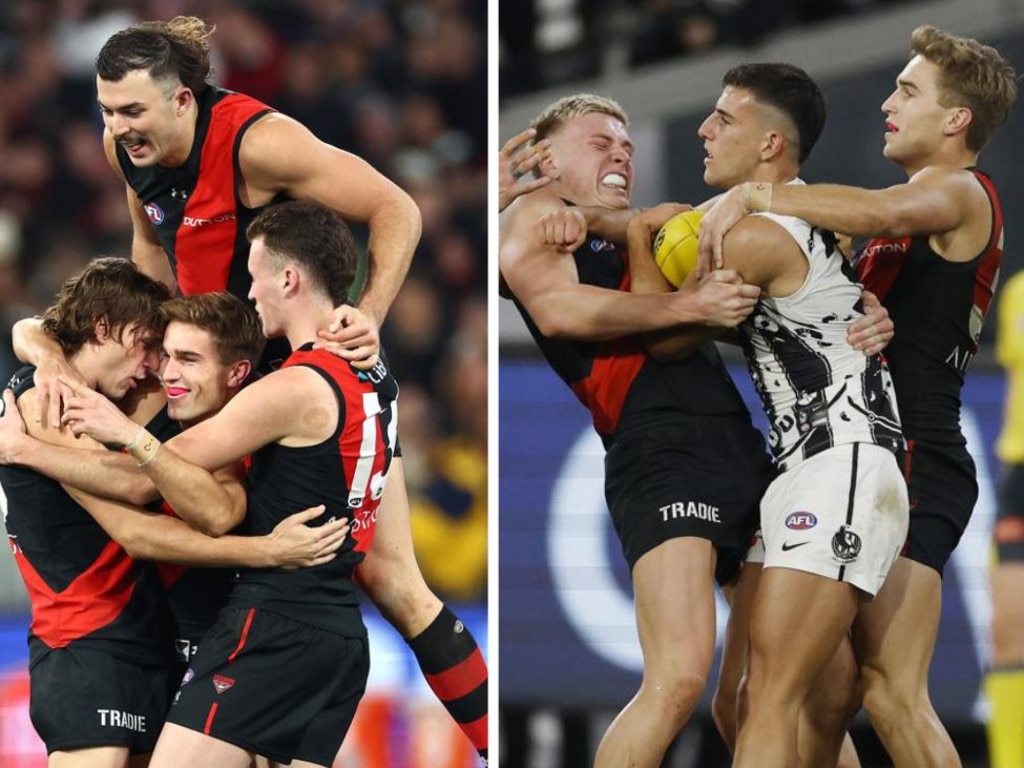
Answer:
[
  {"left": 314, "top": 305, "right": 380, "bottom": 370},
  {"left": 32, "top": 354, "right": 85, "bottom": 431},
  {"left": 536, "top": 208, "right": 587, "bottom": 253},
  {"left": 696, "top": 185, "right": 749, "bottom": 279},
  {"left": 848, "top": 290, "right": 893, "bottom": 355},
  {"left": 684, "top": 269, "right": 761, "bottom": 328},
  {"left": 627, "top": 203, "right": 693, "bottom": 250},
  {"left": 499, "top": 128, "right": 552, "bottom": 212},
  {"left": 266, "top": 505, "right": 351, "bottom": 569},
  {"left": 57, "top": 376, "right": 137, "bottom": 444},
  {"left": 0, "top": 389, "right": 31, "bottom": 465}
]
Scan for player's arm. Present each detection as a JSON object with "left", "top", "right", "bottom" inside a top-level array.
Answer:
[
  {"left": 241, "top": 115, "right": 422, "bottom": 328},
  {"left": 102, "top": 131, "right": 177, "bottom": 293},
  {"left": 59, "top": 378, "right": 245, "bottom": 536},
  {"left": 699, "top": 167, "right": 979, "bottom": 269}
]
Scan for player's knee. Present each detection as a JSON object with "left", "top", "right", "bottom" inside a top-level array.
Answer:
[
  {"left": 643, "top": 668, "right": 707, "bottom": 726},
  {"left": 860, "top": 667, "right": 918, "bottom": 727}
]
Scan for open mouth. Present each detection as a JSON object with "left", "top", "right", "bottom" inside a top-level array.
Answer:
[
  {"left": 601, "top": 172, "right": 627, "bottom": 190},
  {"left": 120, "top": 138, "right": 147, "bottom": 155}
]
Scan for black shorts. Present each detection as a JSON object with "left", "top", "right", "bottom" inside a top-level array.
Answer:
[
  {"left": 29, "top": 646, "right": 174, "bottom": 755},
  {"left": 995, "top": 462, "right": 1024, "bottom": 562},
  {"left": 167, "top": 606, "right": 370, "bottom": 766},
  {"left": 899, "top": 440, "right": 978, "bottom": 574},
  {"left": 605, "top": 414, "right": 774, "bottom": 584}
]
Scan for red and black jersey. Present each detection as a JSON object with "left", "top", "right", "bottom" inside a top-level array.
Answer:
[
  {"left": 510, "top": 233, "right": 750, "bottom": 446},
  {"left": 227, "top": 345, "right": 398, "bottom": 637},
  {"left": 146, "top": 409, "right": 233, "bottom": 648},
  {"left": 116, "top": 86, "right": 284, "bottom": 302},
  {"left": 0, "top": 367, "right": 174, "bottom": 667},
  {"left": 855, "top": 169, "right": 1003, "bottom": 443}
]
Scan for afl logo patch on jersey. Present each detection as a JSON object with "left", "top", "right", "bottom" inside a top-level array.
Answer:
[
  {"left": 590, "top": 238, "right": 616, "bottom": 252},
  {"left": 785, "top": 512, "right": 818, "bottom": 530},
  {"left": 144, "top": 202, "right": 165, "bottom": 225}
]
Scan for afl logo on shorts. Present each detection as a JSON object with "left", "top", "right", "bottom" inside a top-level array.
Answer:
[
  {"left": 144, "top": 202, "right": 165, "bottom": 225},
  {"left": 831, "top": 525, "right": 862, "bottom": 563},
  {"left": 785, "top": 512, "right": 818, "bottom": 530}
]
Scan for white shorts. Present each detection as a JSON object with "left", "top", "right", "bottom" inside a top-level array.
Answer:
[{"left": 758, "top": 442, "right": 908, "bottom": 597}]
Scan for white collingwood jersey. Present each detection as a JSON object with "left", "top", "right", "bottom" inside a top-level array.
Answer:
[{"left": 741, "top": 199, "right": 904, "bottom": 471}]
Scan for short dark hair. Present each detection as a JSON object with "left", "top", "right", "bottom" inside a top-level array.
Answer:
[
  {"left": 96, "top": 15, "right": 214, "bottom": 95},
  {"left": 160, "top": 293, "right": 265, "bottom": 366},
  {"left": 246, "top": 201, "right": 358, "bottom": 306},
  {"left": 723, "top": 63, "right": 826, "bottom": 163},
  {"left": 41, "top": 257, "right": 170, "bottom": 356}
]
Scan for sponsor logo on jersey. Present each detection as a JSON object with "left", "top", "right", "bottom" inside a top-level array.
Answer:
[
  {"left": 182, "top": 667, "right": 195, "bottom": 686},
  {"left": 781, "top": 541, "right": 810, "bottom": 552},
  {"left": 144, "top": 202, "right": 164, "bottom": 225},
  {"left": 183, "top": 213, "right": 237, "bottom": 228},
  {"left": 831, "top": 525, "right": 862, "bottom": 563},
  {"left": 212, "top": 674, "right": 235, "bottom": 694},
  {"left": 97, "top": 709, "right": 147, "bottom": 732},
  {"left": 785, "top": 512, "right": 818, "bottom": 530},
  {"left": 660, "top": 501, "right": 721, "bottom": 523}
]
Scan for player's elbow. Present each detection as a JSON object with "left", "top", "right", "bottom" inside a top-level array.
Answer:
[
  {"left": 116, "top": 528, "right": 154, "bottom": 561},
  {"left": 123, "top": 477, "right": 160, "bottom": 508}
]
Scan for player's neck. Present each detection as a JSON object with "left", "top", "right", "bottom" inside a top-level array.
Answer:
[
  {"left": 901, "top": 146, "right": 979, "bottom": 177},
  {"left": 160, "top": 106, "right": 200, "bottom": 168},
  {"left": 283, "top": 301, "right": 336, "bottom": 353}
]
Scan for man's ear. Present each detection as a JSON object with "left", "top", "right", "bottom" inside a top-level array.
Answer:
[
  {"left": 227, "top": 359, "right": 252, "bottom": 389},
  {"left": 174, "top": 86, "right": 194, "bottom": 117},
  {"left": 539, "top": 152, "right": 561, "bottom": 181},
  {"left": 944, "top": 106, "right": 972, "bottom": 139},
  {"left": 94, "top": 316, "right": 110, "bottom": 341},
  {"left": 761, "top": 129, "right": 787, "bottom": 163}
]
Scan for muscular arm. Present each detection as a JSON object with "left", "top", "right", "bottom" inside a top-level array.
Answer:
[
  {"left": 500, "top": 192, "right": 736, "bottom": 341},
  {"left": 241, "top": 115, "right": 422, "bottom": 326}
]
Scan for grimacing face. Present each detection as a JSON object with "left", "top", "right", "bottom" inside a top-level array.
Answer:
[
  {"left": 544, "top": 112, "right": 634, "bottom": 209},
  {"left": 94, "top": 323, "right": 162, "bottom": 401}
]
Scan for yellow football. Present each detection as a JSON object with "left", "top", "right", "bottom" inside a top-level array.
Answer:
[{"left": 653, "top": 209, "right": 704, "bottom": 287}]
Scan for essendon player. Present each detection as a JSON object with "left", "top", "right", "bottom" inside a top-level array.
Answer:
[
  {"left": 62, "top": 202, "right": 397, "bottom": 768},
  {"left": 14, "top": 17, "right": 488, "bottom": 760},
  {"left": 698, "top": 27, "right": 1017, "bottom": 768},
  {"left": 0, "top": 258, "right": 173, "bottom": 767},
  {"left": 499, "top": 94, "right": 774, "bottom": 768},
  {"left": 0, "top": 292, "right": 350, "bottom": 679}
]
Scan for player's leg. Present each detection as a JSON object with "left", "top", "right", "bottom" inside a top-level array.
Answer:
[
  {"left": 712, "top": 559, "right": 761, "bottom": 751},
  {"left": 853, "top": 556, "right": 961, "bottom": 768},
  {"left": 733, "top": 567, "right": 860, "bottom": 768},
  {"left": 50, "top": 747, "right": 129, "bottom": 768},
  {"left": 355, "top": 458, "right": 488, "bottom": 761},
  {"left": 797, "top": 636, "right": 861, "bottom": 768},
  {"left": 593, "top": 536, "right": 718, "bottom": 768},
  {"left": 985, "top": 463, "right": 1024, "bottom": 768},
  {"left": 148, "top": 724, "right": 253, "bottom": 768}
]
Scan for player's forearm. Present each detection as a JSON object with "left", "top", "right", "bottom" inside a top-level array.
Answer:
[
  {"left": 123, "top": 515, "right": 275, "bottom": 567},
  {"left": 528, "top": 286, "right": 698, "bottom": 341},
  {"left": 578, "top": 207, "right": 635, "bottom": 246},
  {"left": 754, "top": 183, "right": 905, "bottom": 239},
  {"left": 358, "top": 189, "right": 423, "bottom": 326},
  {"left": 11, "top": 318, "right": 58, "bottom": 368},
  {"left": 17, "top": 440, "right": 157, "bottom": 505},
  {"left": 626, "top": 219, "right": 673, "bottom": 296},
  {"left": 129, "top": 430, "right": 240, "bottom": 536}
]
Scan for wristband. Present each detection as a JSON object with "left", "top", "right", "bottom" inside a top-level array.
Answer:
[
  {"left": 124, "top": 425, "right": 146, "bottom": 452},
  {"left": 743, "top": 182, "right": 773, "bottom": 213},
  {"left": 127, "top": 428, "right": 160, "bottom": 467}
]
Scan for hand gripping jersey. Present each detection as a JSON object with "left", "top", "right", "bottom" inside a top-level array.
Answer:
[
  {"left": 115, "top": 86, "right": 283, "bottom": 301},
  {"left": 0, "top": 367, "right": 173, "bottom": 666},
  {"left": 227, "top": 345, "right": 398, "bottom": 637},
  {"left": 742, "top": 203, "right": 904, "bottom": 471},
  {"left": 509, "top": 232, "right": 751, "bottom": 446},
  {"left": 856, "top": 168, "right": 1004, "bottom": 445}
]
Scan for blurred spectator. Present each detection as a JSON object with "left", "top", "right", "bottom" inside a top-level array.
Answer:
[{"left": 0, "top": 0, "right": 487, "bottom": 602}]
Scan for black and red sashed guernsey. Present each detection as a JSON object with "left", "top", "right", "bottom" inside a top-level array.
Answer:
[
  {"left": 116, "top": 87, "right": 282, "bottom": 302},
  {"left": 511, "top": 233, "right": 751, "bottom": 446},
  {"left": 855, "top": 168, "right": 1003, "bottom": 444},
  {"left": 226, "top": 345, "right": 398, "bottom": 637},
  {"left": 0, "top": 367, "right": 173, "bottom": 666}
]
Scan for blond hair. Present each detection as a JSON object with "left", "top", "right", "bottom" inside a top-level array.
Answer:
[
  {"left": 530, "top": 94, "right": 629, "bottom": 142},
  {"left": 911, "top": 25, "right": 1017, "bottom": 151}
]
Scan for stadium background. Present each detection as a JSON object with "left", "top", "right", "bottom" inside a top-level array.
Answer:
[
  {"left": 0, "top": 1, "right": 486, "bottom": 766},
  {"left": 499, "top": 0, "right": 1024, "bottom": 765}
]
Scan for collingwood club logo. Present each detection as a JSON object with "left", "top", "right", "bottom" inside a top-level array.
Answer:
[{"left": 831, "top": 525, "right": 862, "bottom": 563}]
